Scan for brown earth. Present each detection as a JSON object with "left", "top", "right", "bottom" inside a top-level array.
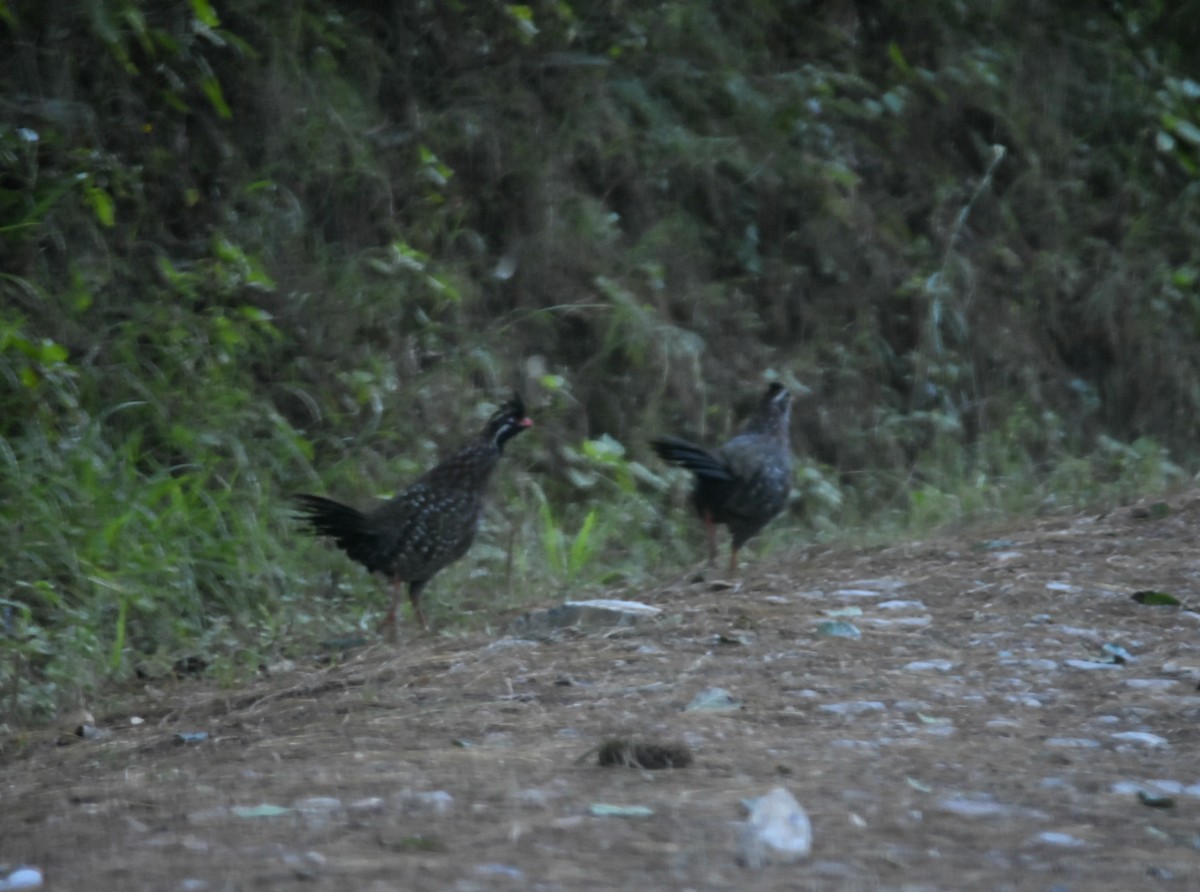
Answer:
[{"left": 4, "top": 496, "right": 1200, "bottom": 891}]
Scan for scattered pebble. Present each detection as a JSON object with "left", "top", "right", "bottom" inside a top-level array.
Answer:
[
  {"left": 876, "top": 600, "right": 927, "bottom": 611},
  {"left": 919, "top": 721, "right": 956, "bottom": 738},
  {"left": 937, "top": 796, "right": 1047, "bottom": 820},
  {"left": 737, "top": 787, "right": 813, "bottom": 868},
  {"left": 986, "top": 718, "right": 1022, "bottom": 728},
  {"left": 815, "top": 620, "right": 861, "bottom": 640},
  {"left": 903, "top": 660, "right": 955, "bottom": 672},
  {"left": 1110, "top": 731, "right": 1168, "bottom": 748},
  {"left": 845, "top": 578, "right": 907, "bottom": 590},
  {"left": 590, "top": 803, "right": 654, "bottom": 817},
  {"left": 0, "top": 867, "right": 43, "bottom": 890},
  {"left": 1111, "top": 780, "right": 1182, "bottom": 797},
  {"left": 293, "top": 797, "right": 343, "bottom": 829},
  {"left": 823, "top": 606, "right": 862, "bottom": 618},
  {"left": 819, "top": 701, "right": 886, "bottom": 716},
  {"left": 231, "top": 804, "right": 291, "bottom": 819},
  {"left": 510, "top": 600, "right": 661, "bottom": 635},
  {"left": 1032, "top": 831, "right": 1090, "bottom": 848},
  {"left": 294, "top": 796, "right": 343, "bottom": 812},
  {"left": 474, "top": 864, "right": 525, "bottom": 880},
  {"left": 281, "top": 851, "right": 325, "bottom": 879},
  {"left": 1063, "top": 660, "right": 1123, "bottom": 671},
  {"left": 861, "top": 616, "right": 932, "bottom": 628},
  {"left": 685, "top": 688, "right": 742, "bottom": 712},
  {"left": 1044, "top": 737, "right": 1101, "bottom": 749}
]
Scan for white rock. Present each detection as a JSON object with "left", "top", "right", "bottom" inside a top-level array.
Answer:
[
  {"left": 1110, "top": 731, "right": 1168, "bottom": 748},
  {"left": 294, "top": 796, "right": 342, "bottom": 812},
  {"left": 0, "top": 868, "right": 44, "bottom": 890},
  {"left": 566, "top": 598, "right": 660, "bottom": 615},
  {"left": 818, "top": 700, "right": 886, "bottom": 716},
  {"left": 510, "top": 599, "right": 661, "bottom": 634},
  {"left": 937, "top": 796, "right": 1048, "bottom": 820},
  {"left": 737, "top": 787, "right": 813, "bottom": 867},
  {"left": 861, "top": 616, "right": 932, "bottom": 627},
  {"left": 903, "top": 660, "right": 956, "bottom": 672},
  {"left": 937, "top": 797, "right": 1010, "bottom": 818},
  {"left": 1033, "top": 831, "right": 1089, "bottom": 848},
  {"left": 1111, "top": 779, "right": 1182, "bottom": 796},
  {"left": 1063, "top": 660, "right": 1122, "bottom": 671},
  {"left": 846, "top": 578, "right": 907, "bottom": 590},
  {"left": 1045, "top": 737, "right": 1101, "bottom": 749}
]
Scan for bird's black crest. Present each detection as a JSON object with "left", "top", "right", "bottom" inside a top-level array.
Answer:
[{"left": 497, "top": 391, "right": 526, "bottom": 421}]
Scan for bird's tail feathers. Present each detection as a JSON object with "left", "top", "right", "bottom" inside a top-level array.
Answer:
[
  {"left": 650, "top": 436, "right": 732, "bottom": 480},
  {"left": 295, "top": 494, "right": 384, "bottom": 570}
]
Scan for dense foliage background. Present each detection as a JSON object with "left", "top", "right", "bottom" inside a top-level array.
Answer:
[{"left": 3, "top": 0, "right": 1200, "bottom": 718}]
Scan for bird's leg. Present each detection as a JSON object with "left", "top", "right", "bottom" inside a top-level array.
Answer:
[
  {"left": 408, "top": 580, "right": 429, "bottom": 631},
  {"left": 728, "top": 546, "right": 739, "bottom": 575},
  {"left": 379, "top": 578, "right": 405, "bottom": 643},
  {"left": 703, "top": 510, "right": 718, "bottom": 567}
]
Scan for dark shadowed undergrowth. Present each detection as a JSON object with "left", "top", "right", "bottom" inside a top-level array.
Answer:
[{"left": 2, "top": 0, "right": 1200, "bottom": 718}]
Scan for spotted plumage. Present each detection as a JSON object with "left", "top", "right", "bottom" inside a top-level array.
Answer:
[
  {"left": 652, "top": 383, "right": 793, "bottom": 572},
  {"left": 297, "top": 394, "right": 532, "bottom": 638}
]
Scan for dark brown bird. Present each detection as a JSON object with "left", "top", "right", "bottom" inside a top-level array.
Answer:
[
  {"left": 652, "top": 383, "right": 793, "bottom": 573},
  {"left": 296, "top": 394, "right": 532, "bottom": 638}
]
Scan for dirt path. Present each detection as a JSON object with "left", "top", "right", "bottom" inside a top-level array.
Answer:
[{"left": 4, "top": 497, "right": 1200, "bottom": 890}]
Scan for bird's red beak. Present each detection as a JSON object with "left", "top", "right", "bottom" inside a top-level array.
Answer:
[{"left": 520, "top": 417, "right": 533, "bottom": 429}]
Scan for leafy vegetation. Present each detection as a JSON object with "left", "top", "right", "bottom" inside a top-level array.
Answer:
[{"left": 3, "top": 0, "right": 1200, "bottom": 719}]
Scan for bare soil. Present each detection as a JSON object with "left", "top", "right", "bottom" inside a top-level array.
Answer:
[{"left": 4, "top": 497, "right": 1200, "bottom": 891}]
